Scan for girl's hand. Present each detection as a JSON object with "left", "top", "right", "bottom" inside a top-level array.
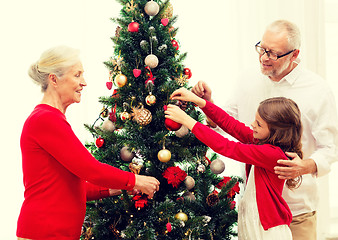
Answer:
[
  {"left": 170, "top": 88, "right": 206, "bottom": 108},
  {"left": 165, "top": 104, "right": 197, "bottom": 130}
]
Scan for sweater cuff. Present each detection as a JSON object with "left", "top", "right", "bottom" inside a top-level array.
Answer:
[{"left": 125, "top": 172, "right": 136, "bottom": 191}]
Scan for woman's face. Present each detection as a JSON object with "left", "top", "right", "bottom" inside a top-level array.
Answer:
[
  {"left": 251, "top": 112, "right": 270, "bottom": 140},
  {"left": 56, "top": 61, "right": 86, "bottom": 106}
]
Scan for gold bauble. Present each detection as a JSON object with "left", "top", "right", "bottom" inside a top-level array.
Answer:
[
  {"left": 175, "top": 211, "right": 188, "bottom": 222},
  {"left": 120, "top": 111, "right": 131, "bottom": 121},
  {"left": 157, "top": 148, "right": 171, "bottom": 162},
  {"left": 114, "top": 73, "right": 128, "bottom": 87},
  {"left": 132, "top": 105, "right": 152, "bottom": 126},
  {"left": 145, "top": 94, "right": 156, "bottom": 106}
]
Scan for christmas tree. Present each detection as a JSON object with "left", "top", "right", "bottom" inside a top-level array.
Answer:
[{"left": 83, "top": 0, "right": 241, "bottom": 239}]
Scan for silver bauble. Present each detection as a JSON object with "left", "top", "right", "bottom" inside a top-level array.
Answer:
[
  {"left": 144, "top": 54, "right": 159, "bottom": 68},
  {"left": 184, "top": 176, "right": 195, "bottom": 190},
  {"left": 120, "top": 146, "right": 135, "bottom": 162},
  {"left": 210, "top": 159, "right": 225, "bottom": 174},
  {"left": 144, "top": 1, "right": 160, "bottom": 16},
  {"left": 101, "top": 119, "right": 116, "bottom": 132}
]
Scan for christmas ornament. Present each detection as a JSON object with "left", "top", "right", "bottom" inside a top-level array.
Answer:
[
  {"left": 120, "top": 146, "right": 135, "bottom": 162},
  {"left": 174, "top": 74, "right": 188, "bottom": 86},
  {"left": 145, "top": 66, "right": 156, "bottom": 85},
  {"left": 183, "top": 68, "right": 192, "bottom": 79},
  {"left": 165, "top": 118, "right": 182, "bottom": 131},
  {"left": 133, "top": 69, "right": 141, "bottom": 78},
  {"left": 95, "top": 137, "right": 104, "bottom": 148},
  {"left": 182, "top": 191, "right": 196, "bottom": 201},
  {"left": 210, "top": 159, "right": 225, "bottom": 174},
  {"left": 158, "top": 44, "right": 167, "bottom": 52},
  {"left": 129, "top": 162, "right": 143, "bottom": 175},
  {"left": 175, "top": 125, "right": 189, "bottom": 138},
  {"left": 101, "top": 119, "right": 116, "bottom": 132},
  {"left": 126, "top": 0, "right": 137, "bottom": 12},
  {"left": 169, "top": 26, "right": 176, "bottom": 37},
  {"left": 161, "top": 18, "right": 169, "bottom": 26},
  {"left": 166, "top": 222, "right": 172, "bottom": 232},
  {"left": 159, "top": 2, "right": 173, "bottom": 19},
  {"left": 175, "top": 211, "right": 188, "bottom": 222},
  {"left": 184, "top": 176, "right": 195, "bottom": 190},
  {"left": 110, "top": 54, "right": 124, "bottom": 72},
  {"left": 132, "top": 194, "right": 148, "bottom": 209},
  {"left": 157, "top": 148, "right": 171, "bottom": 162},
  {"left": 145, "top": 93, "right": 156, "bottom": 106},
  {"left": 216, "top": 176, "right": 240, "bottom": 198},
  {"left": 100, "top": 107, "right": 109, "bottom": 118},
  {"left": 206, "top": 191, "right": 220, "bottom": 206},
  {"left": 145, "top": 54, "right": 159, "bottom": 68},
  {"left": 128, "top": 22, "right": 139, "bottom": 32},
  {"left": 144, "top": 0, "right": 159, "bottom": 16},
  {"left": 115, "top": 73, "right": 127, "bottom": 87},
  {"left": 106, "top": 81, "right": 113, "bottom": 90},
  {"left": 132, "top": 104, "right": 152, "bottom": 126},
  {"left": 197, "top": 164, "right": 206, "bottom": 173},
  {"left": 171, "top": 39, "right": 179, "bottom": 50},
  {"left": 140, "top": 40, "right": 149, "bottom": 51},
  {"left": 120, "top": 111, "right": 131, "bottom": 121},
  {"left": 115, "top": 26, "right": 122, "bottom": 38},
  {"left": 163, "top": 105, "right": 182, "bottom": 131},
  {"left": 163, "top": 166, "right": 187, "bottom": 188}
]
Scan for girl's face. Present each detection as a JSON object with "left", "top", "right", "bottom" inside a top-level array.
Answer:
[{"left": 251, "top": 112, "right": 270, "bottom": 140}]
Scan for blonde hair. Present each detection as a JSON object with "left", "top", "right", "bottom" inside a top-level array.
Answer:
[{"left": 28, "top": 45, "right": 80, "bottom": 92}]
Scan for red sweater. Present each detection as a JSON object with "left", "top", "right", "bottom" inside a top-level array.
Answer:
[
  {"left": 17, "top": 104, "right": 135, "bottom": 240},
  {"left": 192, "top": 101, "right": 292, "bottom": 230}
]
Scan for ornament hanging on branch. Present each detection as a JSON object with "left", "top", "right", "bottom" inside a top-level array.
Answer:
[
  {"left": 132, "top": 103, "right": 152, "bottom": 126},
  {"left": 161, "top": 18, "right": 169, "bottom": 27},
  {"left": 133, "top": 58, "right": 142, "bottom": 78},
  {"left": 95, "top": 137, "right": 105, "bottom": 148},
  {"left": 115, "top": 73, "right": 128, "bottom": 87},
  {"left": 210, "top": 158, "right": 225, "bottom": 174},
  {"left": 144, "top": 0, "right": 159, "bottom": 16},
  {"left": 145, "top": 54, "right": 158, "bottom": 68},
  {"left": 120, "top": 146, "right": 136, "bottom": 162},
  {"left": 100, "top": 107, "right": 109, "bottom": 118},
  {"left": 120, "top": 102, "right": 131, "bottom": 121},
  {"left": 171, "top": 39, "right": 179, "bottom": 51},
  {"left": 206, "top": 190, "right": 220, "bottom": 207},
  {"left": 183, "top": 68, "right": 192, "bottom": 79},
  {"left": 163, "top": 105, "right": 182, "bottom": 131},
  {"left": 184, "top": 176, "right": 195, "bottom": 190},
  {"left": 129, "top": 157, "right": 144, "bottom": 175},
  {"left": 157, "top": 147, "right": 171, "bottom": 163},
  {"left": 128, "top": 21, "right": 139, "bottom": 32},
  {"left": 126, "top": 0, "right": 138, "bottom": 13},
  {"left": 174, "top": 74, "right": 188, "bottom": 87},
  {"left": 175, "top": 211, "right": 188, "bottom": 222},
  {"left": 101, "top": 119, "right": 116, "bottom": 132}
]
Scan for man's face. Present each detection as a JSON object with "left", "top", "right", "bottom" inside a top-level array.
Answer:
[{"left": 258, "top": 30, "right": 294, "bottom": 81}]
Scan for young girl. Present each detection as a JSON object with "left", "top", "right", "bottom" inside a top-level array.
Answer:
[{"left": 165, "top": 88, "right": 303, "bottom": 240}]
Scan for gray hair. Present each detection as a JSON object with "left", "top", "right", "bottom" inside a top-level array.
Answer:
[
  {"left": 28, "top": 45, "right": 80, "bottom": 92},
  {"left": 267, "top": 20, "right": 301, "bottom": 50}
]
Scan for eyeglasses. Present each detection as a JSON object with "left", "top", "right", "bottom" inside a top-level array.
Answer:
[{"left": 255, "top": 41, "right": 295, "bottom": 61}]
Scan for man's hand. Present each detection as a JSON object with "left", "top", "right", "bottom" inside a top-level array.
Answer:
[
  {"left": 191, "top": 81, "right": 212, "bottom": 101},
  {"left": 274, "top": 152, "right": 317, "bottom": 179}
]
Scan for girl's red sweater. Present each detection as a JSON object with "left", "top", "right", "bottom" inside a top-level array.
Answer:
[
  {"left": 192, "top": 101, "right": 292, "bottom": 230},
  {"left": 17, "top": 104, "right": 135, "bottom": 239}
]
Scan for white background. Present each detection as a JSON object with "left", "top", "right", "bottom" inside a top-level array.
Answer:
[{"left": 0, "top": 0, "right": 337, "bottom": 239}]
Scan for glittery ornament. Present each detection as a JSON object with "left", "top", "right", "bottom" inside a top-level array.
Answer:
[
  {"left": 145, "top": 54, "right": 159, "bottom": 68},
  {"left": 145, "top": 94, "right": 156, "bottom": 106},
  {"left": 184, "top": 176, "right": 195, "bottom": 190},
  {"left": 101, "top": 119, "right": 116, "bottom": 132},
  {"left": 175, "top": 211, "right": 188, "bottom": 222},
  {"left": 210, "top": 159, "right": 225, "bottom": 174},
  {"left": 120, "top": 146, "right": 135, "bottom": 162},
  {"left": 206, "top": 191, "right": 219, "bottom": 206},
  {"left": 144, "top": 1, "right": 159, "bottom": 16},
  {"left": 132, "top": 104, "right": 152, "bottom": 126},
  {"left": 115, "top": 73, "right": 127, "bottom": 87}
]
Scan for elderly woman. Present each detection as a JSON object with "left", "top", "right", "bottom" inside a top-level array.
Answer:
[{"left": 16, "top": 46, "right": 160, "bottom": 240}]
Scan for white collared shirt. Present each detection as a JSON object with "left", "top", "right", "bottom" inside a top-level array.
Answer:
[{"left": 222, "top": 59, "right": 338, "bottom": 216}]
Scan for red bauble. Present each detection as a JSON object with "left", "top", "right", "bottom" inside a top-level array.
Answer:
[
  {"left": 128, "top": 22, "right": 139, "bottom": 32},
  {"left": 95, "top": 137, "right": 104, "bottom": 148},
  {"left": 165, "top": 118, "right": 182, "bottom": 131},
  {"left": 171, "top": 39, "right": 179, "bottom": 50},
  {"left": 183, "top": 68, "right": 192, "bottom": 79}
]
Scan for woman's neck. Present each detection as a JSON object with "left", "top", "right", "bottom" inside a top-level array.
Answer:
[{"left": 41, "top": 92, "right": 67, "bottom": 114}]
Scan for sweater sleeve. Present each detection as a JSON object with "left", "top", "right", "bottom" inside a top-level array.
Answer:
[
  {"left": 30, "top": 109, "right": 135, "bottom": 191},
  {"left": 192, "top": 123, "right": 285, "bottom": 171},
  {"left": 86, "top": 182, "right": 111, "bottom": 201},
  {"left": 201, "top": 100, "right": 254, "bottom": 144}
]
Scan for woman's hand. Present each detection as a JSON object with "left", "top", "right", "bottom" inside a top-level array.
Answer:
[
  {"left": 165, "top": 104, "right": 197, "bottom": 130},
  {"left": 134, "top": 175, "right": 160, "bottom": 199},
  {"left": 109, "top": 189, "right": 122, "bottom": 196},
  {"left": 170, "top": 88, "right": 206, "bottom": 108}
]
